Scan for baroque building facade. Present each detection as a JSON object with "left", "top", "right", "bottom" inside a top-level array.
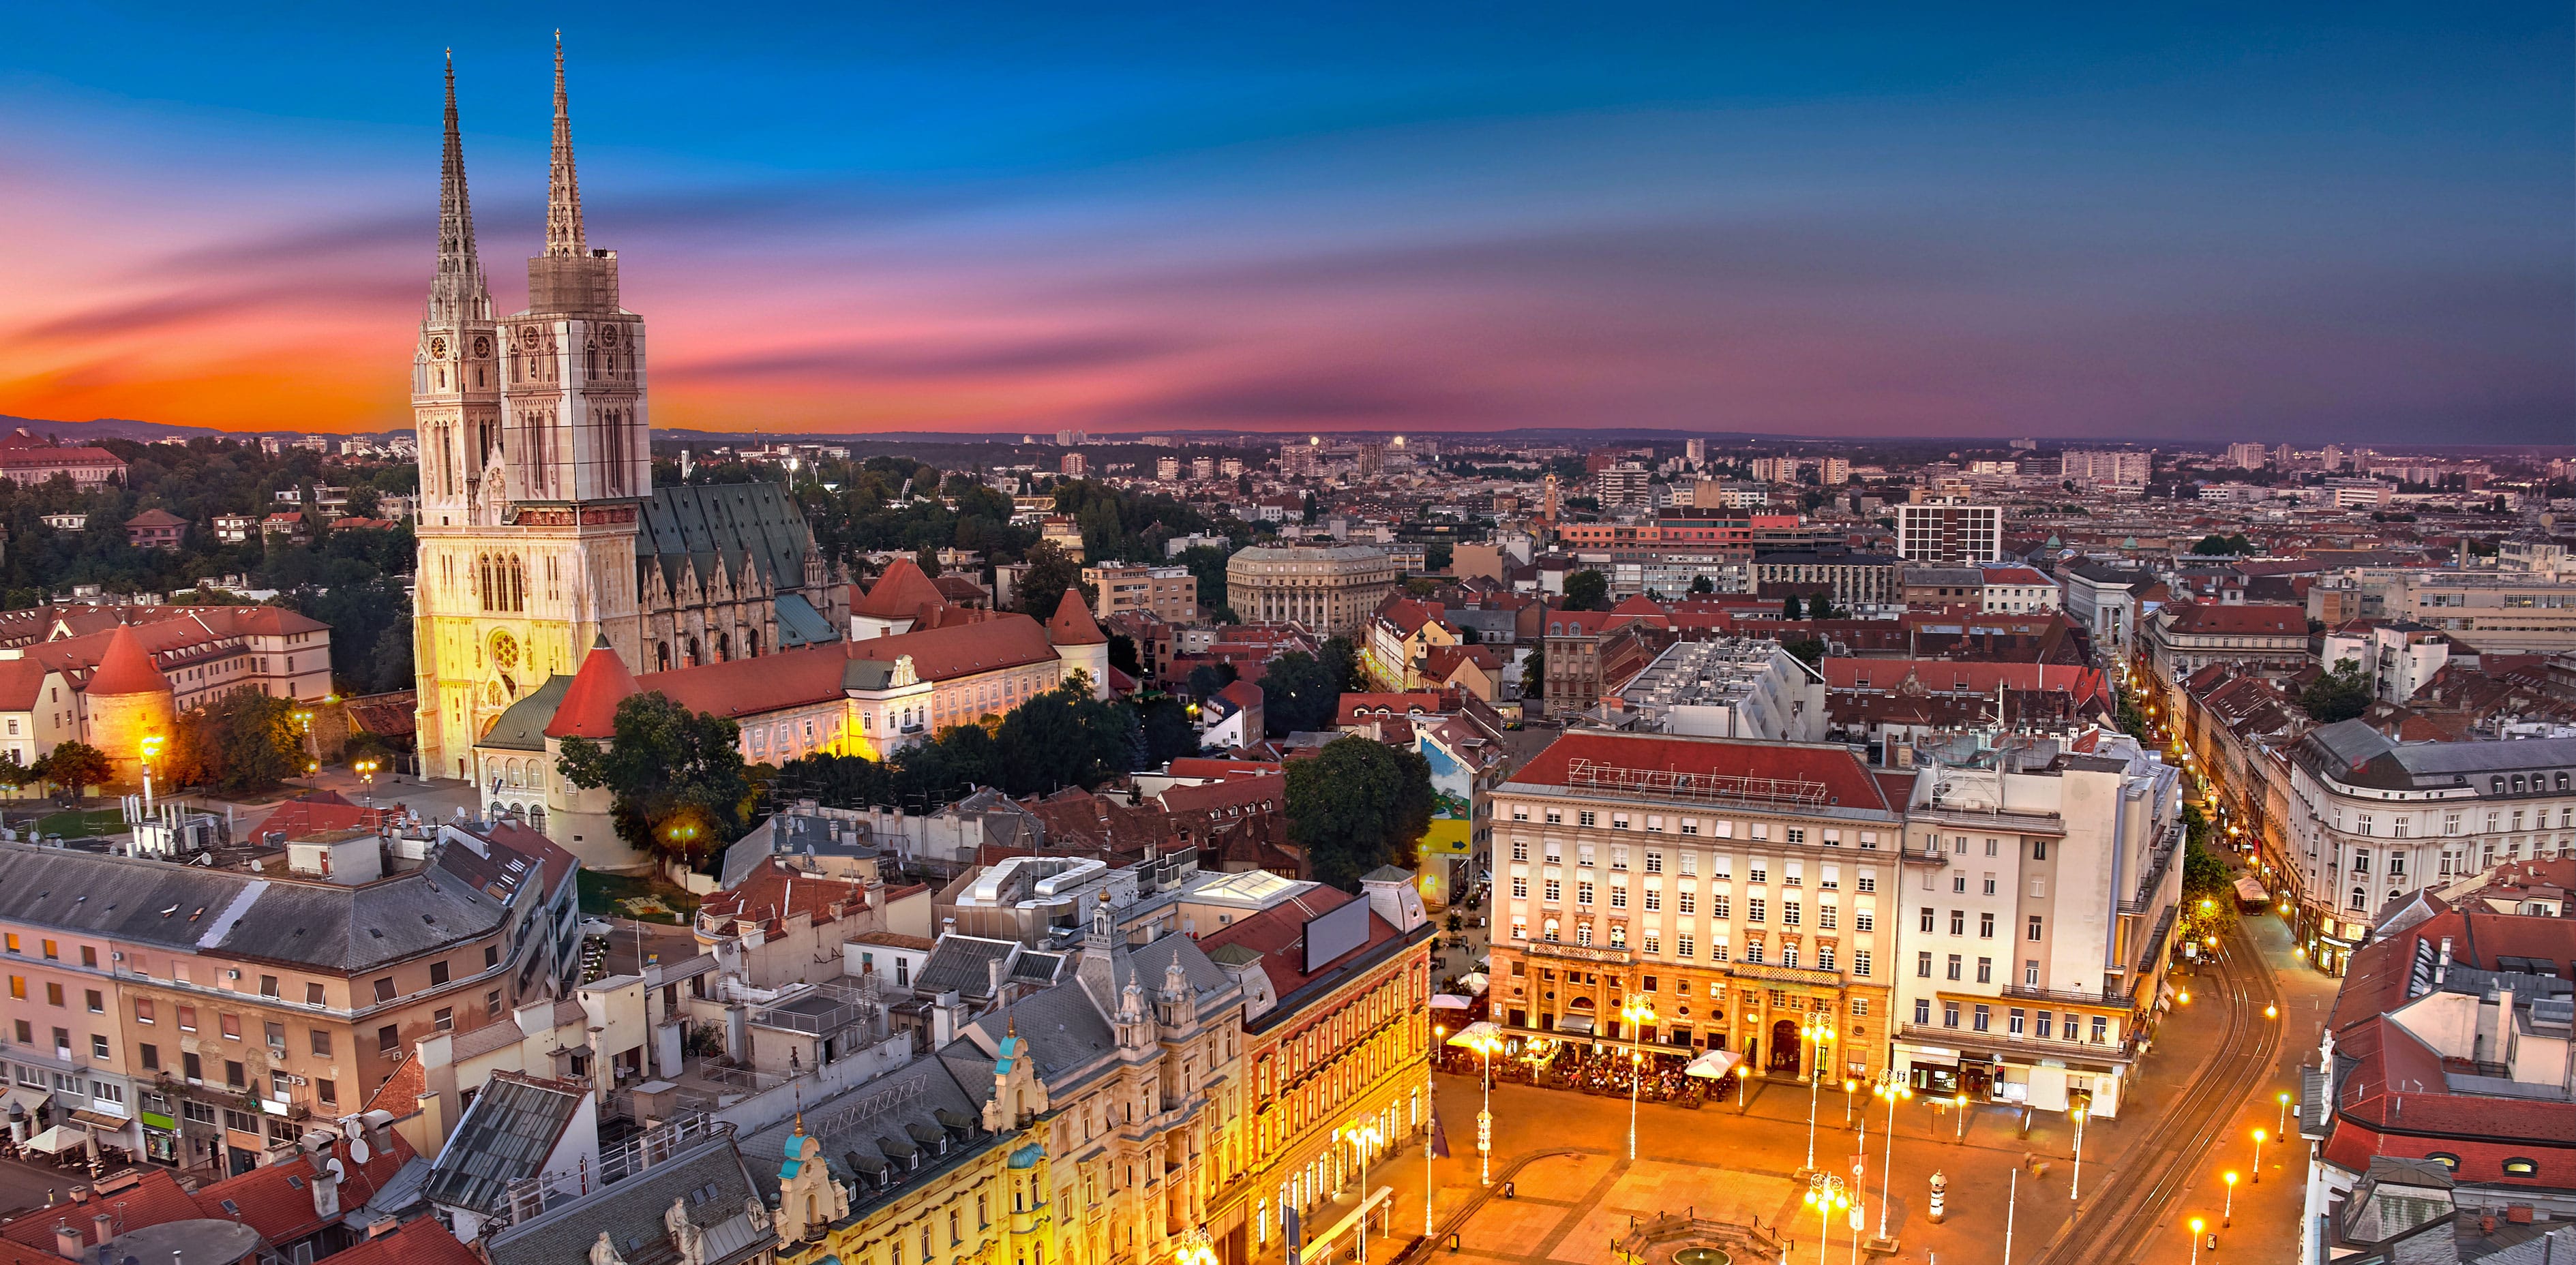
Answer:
[{"left": 411, "top": 47, "right": 846, "bottom": 781}]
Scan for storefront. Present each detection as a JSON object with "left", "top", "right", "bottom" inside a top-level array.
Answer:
[{"left": 1891, "top": 1033, "right": 2131, "bottom": 1118}]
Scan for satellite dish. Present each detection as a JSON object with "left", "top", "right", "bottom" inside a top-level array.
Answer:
[
  {"left": 342, "top": 1118, "right": 363, "bottom": 1141},
  {"left": 325, "top": 1157, "right": 346, "bottom": 1182},
  {"left": 348, "top": 1137, "right": 371, "bottom": 1165}
]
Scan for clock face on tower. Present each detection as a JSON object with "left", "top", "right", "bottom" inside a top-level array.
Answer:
[
  {"left": 472, "top": 335, "right": 492, "bottom": 359},
  {"left": 429, "top": 337, "right": 447, "bottom": 359},
  {"left": 599, "top": 324, "right": 618, "bottom": 347},
  {"left": 522, "top": 326, "right": 542, "bottom": 350}
]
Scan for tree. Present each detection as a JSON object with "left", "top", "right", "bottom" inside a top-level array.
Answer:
[
  {"left": 164, "top": 686, "right": 305, "bottom": 795},
  {"left": 2301, "top": 657, "right": 2375, "bottom": 724},
  {"left": 35, "top": 741, "right": 112, "bottom": 799},
  {"left": 1137, "top": 696, "right": 1200, "bottom": 765},
  {"left": 1186, "top": 662, "right": 1239, "bottom": 701},
  {"left": 1285, "top": 736, "right": 1433, "bottom": 889},
  {"left": 1782, "top": 593, "right": 1805, "bottom": 620},
  {"left": 1561, "top": 569, "right": 1609, "bottom": 611},
  {"left": 1014, "top": 540, "right": 1092, "bottom": 617},
  {"left": 2191, "top": 532, "right": 2253, "bottom": 555},
  {"left": 1319, "top": 635, "right": 1366, "bottom": 690},
  {"left": 914, "top": 544, "right": 943, "bottom": 577},
  {"left": 1521, "top": 647, "right": 1544, "bottom": 699},
  {"left": 556, "top": 692, "right": 753, "bottom": 866},
  {"left": 1108, "top": 635, "right": 1143, "bottom": 679},
  {"left": 1781, "top": 637, "right": 1826, "bottom": 668},
  {"left": 1261, "top": 650, "right": 1343, "bottom": 735},
  {"left": 1688, "top": 575, "right": 1714, "bottom": 596},
  {"left": 0, "top": 752, "right": 38, "bottom": 796}
]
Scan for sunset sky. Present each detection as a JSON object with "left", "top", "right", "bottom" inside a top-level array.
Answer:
[{"left": 1, "top": 3, "right": 2568, "bottom": 441}]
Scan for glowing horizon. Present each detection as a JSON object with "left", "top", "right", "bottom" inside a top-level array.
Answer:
[{"left": 2, "top": 5, "right": 2569, "bottom": 443}]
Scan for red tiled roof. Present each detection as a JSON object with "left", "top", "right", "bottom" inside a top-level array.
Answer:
[
  {"left": 1168, "top": 757, "right": 1281, "bottom": 780},
  {"left": 545, "top": 639, "right": 642, "bottom": 740},
  {"left": 1336, "top": 692, "right": 1454, "bottom": 722},
  {"left": 0, "top": 1168, "right": 205, "bottom": 1251},
  {"left": 700, "top": 857, "right": 869, "bottom": 932},
  {"left": 241, "top": 794, "right": 392, "bottom": 844},
  {"left": 84, "top": 622, "right": 170, "bottom": 696},
  {"left": 1510, "top": 731, "right": 1897, "bottom": 813},
  {"left": 0, "top": 658, "right": 50, "bottom": 712},
  {"left": 1047, "top": 590, "right": 1109, "bottom": 646},
  {"left": 2165, "top": 603, "right": 2306, "bottom": 635},
  {"left": 194, "top": 1131, "right": 417, "bottom": 1245},
  {"left": 854, "top": 558, "right": 948, "bottom": 620},
  {"left": 1197, "top": 885, "right": 1410, "bottom": 1003},
  {"left": 365, "top": 1050, "right": 427, "bottom": 1118},
  {"left": 636, "top": 616, "right": 1060, "bottom": 719},
  {"left": 318, "top": 1216, "right": 481, "bottom": 1265}
]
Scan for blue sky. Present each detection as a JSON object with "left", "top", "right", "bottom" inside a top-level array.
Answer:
[{"left": 2, "top": 2, "right": 2568, "bottom": 440}]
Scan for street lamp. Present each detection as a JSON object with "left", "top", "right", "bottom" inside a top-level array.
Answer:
[
  {"left": 1802, "top": 1174, "right": 1849, "bottom": 1265},
  {"left": 2189, "top": 1218, "right": 2206, "bottom": 1265},
  {"left": 1336, "top": 1120, "right": 1386, "bottom": 1265},
  {"left": 1799, "top": 1013, "right": 1835, "bottom": 1171},
  {"left": 2265, "top": 1003, "right": 2278, "bottom": 1020},
  {"left": 2069, "top": 1106, "right": 2088, "bottom": 1202},
  {"left": 1446, "top": 1021, "right": 1506, "bottom": 1187},
  {"left": 2251, "top": 1128, "right": 2266, "bottom": 1183},
  {"left": 1173, "top": 1228, "right": 1218, "bottom": 1265},
  {"left": 2223, "top": 1171, "right": 2238, "bottom": 1227},
  {"left": 2277, "top": 1091, "right": 2292, "bottom": 1137},
  {"left": 1619, "top": 994, "right": 1657, "bottom": 1161},
  {"left": 138, "top": 734, "right": 164, "bottom": 811},
  {"left": 1953, "top": 1091, "right": 1968, "bottom": 1141},
  {"left": 1870, "top": 1072, "right": 1911, "bottom": 1244}
]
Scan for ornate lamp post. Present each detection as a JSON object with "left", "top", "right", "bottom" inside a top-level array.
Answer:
[
  {"left": 1336, "top": 1121, "right": 1386, "bottom": 1265},
  {"left": 1446, "top": 1021, "right": 1505, "bottom": 1187},
  {"left": 1799, "top": 1013, "right": 1834, "bottom": 1172},
  {"left": 1619, "top": 994, "right": 1658, "bottom": 1161},
  {"left": 1802, "top": 1174, "right": 1849, "bottom": 1265},
  {"left": 1869, "top": 1071, "right": 1911, "bottom": 1246}
]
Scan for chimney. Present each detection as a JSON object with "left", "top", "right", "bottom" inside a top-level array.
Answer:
[
  {"left": 2436, "top": 937, "right": 2453, "bottom": 984},
  {"left": 50, "top": 1225, "right": 78, "bottom": 1262},
  {"left": 89, "top": 1214, "right": 110, "bottom": 1247},
  {"left": 987, "top": 956, "right": 1006, "bottom": 999}
]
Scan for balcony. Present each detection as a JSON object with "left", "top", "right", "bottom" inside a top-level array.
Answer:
[
  {"left": 2001, "top": 982, "right": 2129, "bottom": 1009},
  {"left": 1906, "top": 805, "right": 2069, "bottom": 837}
]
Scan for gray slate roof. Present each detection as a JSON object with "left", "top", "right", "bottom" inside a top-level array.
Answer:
[
  {"left": 476, "top": 674, "right": 571, "bottom": 752},
  {"left": 741, "top": 1054, "right": 995, "bottom": 1216},
  {"left": 0, "top": 845, "right": 256, "bottom": 949},
  {"left": 484, "top": 1131, "right": 773, "bottom": 1265},
  {"left": 916, "top": 936, "right": 1020, "bottom": 999},
  {"left": 215, "top": 857, "right": 510, "bottom": 973},
  {"left": 640, "top": 483, "right": 815, "bottom": 595},
  {"left": 774, "top": 592, "right": 839, "bottom": 648}
]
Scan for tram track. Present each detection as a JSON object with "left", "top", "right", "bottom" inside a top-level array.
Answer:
[{"left": 2029, "top": 919, "right": 2283, "bottom": 1265}]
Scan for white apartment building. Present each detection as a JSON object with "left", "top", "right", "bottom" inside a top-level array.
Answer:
[
  {"left": 2224, "top": 442, "right": 2270, "bottom": 470},
  {"left": 1488, "top": 733, "right": 1904, "bottom": 1081},
  {"left": 2060, "top": 451, "right": 2152, "bottom": 487},
  {"left": 1979, "top": 565, "right": 2063, "bottom": 615},
  {"left": 2308, "top": 568, "right": 2576, "bottom": 655},
  {"left": 2283, "top": 722, "right": 2576, "bottom": 973},
  {"left": 1608, "top": 637, "right": 1826, "bottom": 741},
  {"left": 2316, "top": 622, "right": 2455, "bottom": 705},
  {"left": 1886, "top": 734, "right": 2184, "bottom": 1118},
  {"left": 1896, "top": 500, "right": 2004, "bottom": 565}
]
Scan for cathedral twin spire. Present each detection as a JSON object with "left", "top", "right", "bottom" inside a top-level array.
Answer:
[{"left": 430, "top": 35, "right": 589, "bottom": 306}]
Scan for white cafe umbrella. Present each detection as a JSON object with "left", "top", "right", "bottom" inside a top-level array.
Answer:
[
  {"left": 1428, "top": 994, "right": 1473, "bottom": 1010},
  {"left": 1458, "top": 971, "right": 1491, "bottom": 994},
  {"left": 1683, "top": 1049, "right": 1742, "bottom": 1080},
  {"left": 22, "top": 1125, "right": 84, "bottom": 1155}
]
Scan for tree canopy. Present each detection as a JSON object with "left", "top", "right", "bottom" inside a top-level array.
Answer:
[
  {"left": 1561, "top": 569, "right": 1609, "bottom": 611},
  {"left": 556, "top": 692, "right": 755, "bottom": 866},
  {"left": 2191, "top": 532, "right": 2254, "bottom": 555},
  {"left": 2301, "top": 657, "right": 2375, "bottom": 724},
  {"left": 1014, "top": 540, "right": 1092, "bottom": 618},
  {"left": 770, "top": 680, "right": 1148, "bottom": 809},
  {"left": 1285, "top": 736, "right": 1433, "bottom": 889}
]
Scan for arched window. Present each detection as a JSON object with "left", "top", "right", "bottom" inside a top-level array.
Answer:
[
  {"left": 2350, "top": 887, "right": 2367, "bottom": 910},
  {"left": 2502, "top": 1157, "right": 2538, "bottom": 1177},
  {"left": 656, "top": 642, "right": 672, "bottom": 672},
  {"left": 747, "top": 630, "right": 760, "bottom": 658},
  {"left": 687, "top": 637, "right": 702, "bottom": 667},
  {"left": 716, "top": 632, "right": 730, "bottom": 662},
  {"left": 477, "top": 554, "right": 495, "bottom": 611},
  {"left": 509, "top": 555, "right": 526, "bottom": 612},
  {"left": 2425, "top": 1153, "right": 2460, "bottom": 1171}
]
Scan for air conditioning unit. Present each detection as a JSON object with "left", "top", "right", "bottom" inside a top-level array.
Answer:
[{"left": 225, "top": 969, "right": 242, "bottom": 981}]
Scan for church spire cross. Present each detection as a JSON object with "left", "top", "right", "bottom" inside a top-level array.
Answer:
[{"left": 545, "top": 31, "right": 586, "bottom": 258}]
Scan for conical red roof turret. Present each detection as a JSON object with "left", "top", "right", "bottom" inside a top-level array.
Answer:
[
  {"left": 1046, "top": 589, "right": 1108, "bottom": 646},
  {"left": 546, "top": 635, "right": 640, "bottom": 740},
  {"left": 85, "top": 624, "right": 170, "bottom": 697}
]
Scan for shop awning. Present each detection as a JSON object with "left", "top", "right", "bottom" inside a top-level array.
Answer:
[
  {"left": 1555, "top": 1014, "right": 1596, "bottom": 1035},
  {"left": 1429, "top": 994, "right": 1473, "bottom": 1010},
  {"left": 70, "top": 1110, "right": 129, "bottom": 1131},
  {"left": 1458, "top": 972, "right": 1490, "bottom": 995},
  {"left": 1, "top": 1088, "right": 50, "bottom": 1118},
  {"left": 2234, "top": 877, "right": 2268, "bottom": 905}
]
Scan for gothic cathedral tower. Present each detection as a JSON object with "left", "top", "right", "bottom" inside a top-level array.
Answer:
[{"left": 415, "top": 40, "right": 650, "bottom": 782}]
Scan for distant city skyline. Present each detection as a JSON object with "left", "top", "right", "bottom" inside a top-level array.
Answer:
[{"left": 1, "top": 4, "right": 2569, "bottom": 441}]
